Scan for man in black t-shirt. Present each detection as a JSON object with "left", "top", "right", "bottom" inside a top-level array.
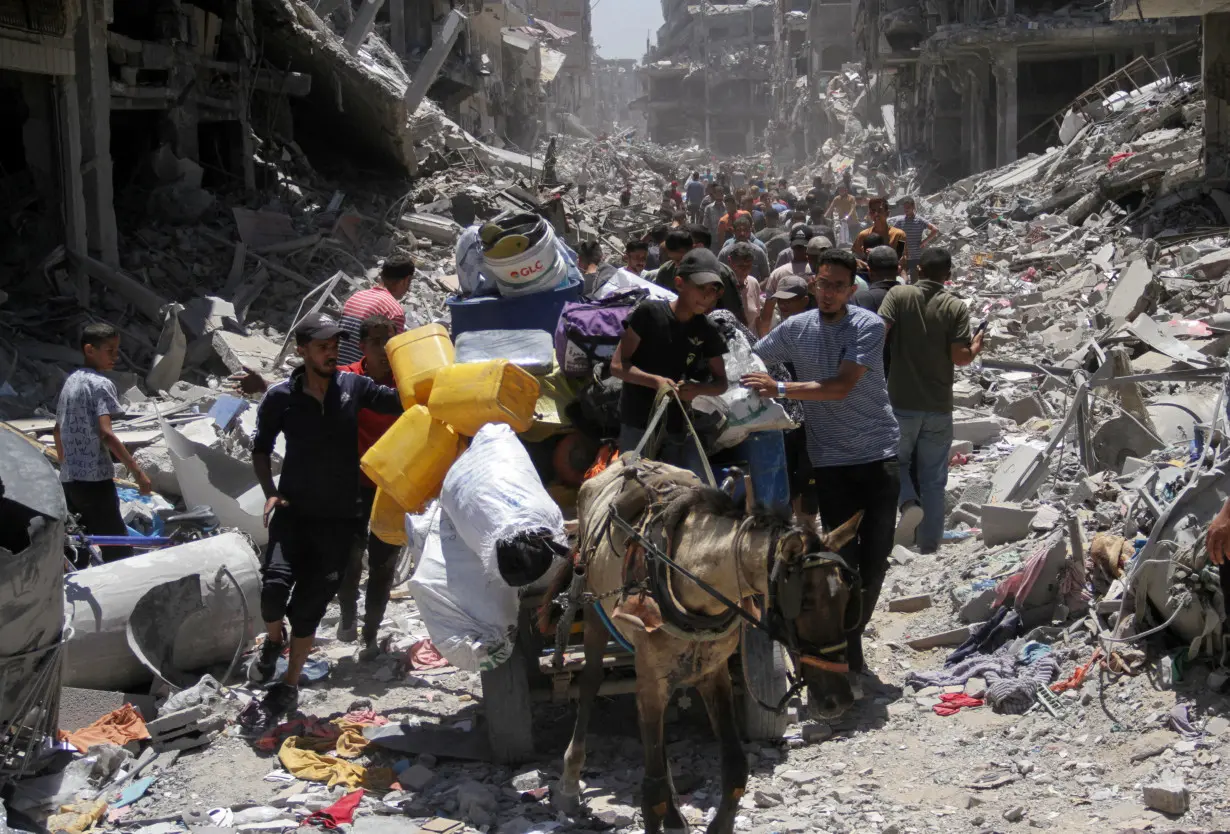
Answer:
[{"left": 611, "top": 249, "right": 729, "bottom": 476}]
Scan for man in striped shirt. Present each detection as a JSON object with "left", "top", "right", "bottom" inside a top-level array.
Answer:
[
  {"left": 742, "top": 248, "right": 900, "bottom": 697},
  {"left": 889, "top": 197, "right": 939, "bottom": 281},
  {"left": 337, "top": 257, "right": 413, "bottom": 364}
]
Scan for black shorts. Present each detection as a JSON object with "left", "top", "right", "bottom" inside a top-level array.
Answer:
[
  {"left": 260, "top": 509, "right": 362, "bottom": 638},
  {"left": 784, "top": 427, "right": 818, "bottom": 515}
]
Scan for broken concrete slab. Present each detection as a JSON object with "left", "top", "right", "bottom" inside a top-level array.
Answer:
[
  {"left": 994, "top": 394, "right": 1045, "bottom": 425},
  {"left": 981, "top": 503, "right": 1037, "bottom": 546},
  {"left": 888, "top": 594, "right": 933, "bottom": 613},
  {"left": 906, "top": 626, "right": 971, "bottom": 651},
  {"left": 211, "top": 331, "right": 283, "bottom": 374},
  {"left": 397, "top": 213, "right": 462, "bottom": 245},
  {"left": 1091, "top": 414, "right": 1163, "bottom": 475},
  {"left": 952, "top": 418, "right": 1002, "bottom": 446},
  {"left": 988, "top": 444, "right": 1050, "bottom": 504},
  {"left": 1104, "top": 259, "right": 1154, "bottom": 325}
]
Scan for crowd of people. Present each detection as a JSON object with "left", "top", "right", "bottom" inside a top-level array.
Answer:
[
  {"left": 592, "top": 166, "right": 984, "bottom": 694},
  {"left": 51, "top": 160, "right": 1228, "bottom": 722}
]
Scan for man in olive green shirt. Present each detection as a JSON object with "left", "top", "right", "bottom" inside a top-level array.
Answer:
[{"left": 878, "top": 248, "right": 984, "bottom": 553}]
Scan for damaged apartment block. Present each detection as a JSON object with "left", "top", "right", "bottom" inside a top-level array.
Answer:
[
  {"left": 640, "top": 0, "right": 810, "bottom": 155},
  {"left": 856, "top": 0, "right": 1200, "bottom": 181},
  {"left": 0, "top": 0, "right": 310, "bottom": 299}
]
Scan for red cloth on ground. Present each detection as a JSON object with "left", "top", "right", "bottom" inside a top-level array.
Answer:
[
  {"left": 408, "top": 638, "right": 449, "bottom": 670},
  {"left": 301, "top": 789, "right": 364, "bottom": 828},
  {"left": 339, "top": 708, "right": 388, "bottom": 727},
  {"left": 932, "top": 693, "right": 984, "bottom": 716},
  {"left": 257, "top": 717, "right": 340, "bottom": 753}
]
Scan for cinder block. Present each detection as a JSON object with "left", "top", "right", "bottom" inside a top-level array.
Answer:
[
  {"left": 888, "top": 594, "right": 933, "bottom": 613},
  {"left": 953, "top": 418, "right": 1001, "bottom": 446},
  {"left": 980, "top": 502, "right": 1037, "bottom": 546},
  {"left": 146, "top": 705, "right": 209, "bottom": 736}
]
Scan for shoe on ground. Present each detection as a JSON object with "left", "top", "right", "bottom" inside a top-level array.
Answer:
[
  {"left": 894, "top": 500, "right": 924, "bottom": 547},
  {"left": 261, "top": 682, "right": 299, "bottom": 719},
  {"left": 248, "top": 629, "right": 285, "bottom": 684},
  {"left": 336, "top": 619, "right": 359, "bottom": 643}
]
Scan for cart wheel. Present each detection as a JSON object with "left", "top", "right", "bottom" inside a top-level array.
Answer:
[
  {"left": 482, "top": 641, "right": 535, "bottom": 763},
  {"left": 740, "top": 624, "right": 789, "bottom": 740}
]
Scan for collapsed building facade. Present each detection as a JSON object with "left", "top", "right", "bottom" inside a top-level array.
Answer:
[
  {"left": 856, "top": 0, "right": 1200, "bottom": 181},
  {"left": 0, "top": 0, "right": 593, "bottom": 312},
  {"left": 586, "top": 56, "right": 647, "bottom": 137},
  {"left": 639, "top": 0, "right": 814, "bottom": 154}
]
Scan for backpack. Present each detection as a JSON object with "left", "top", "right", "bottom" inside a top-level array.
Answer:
[{"left": 553, "top": 290, "right": 647, "bottom": 377}]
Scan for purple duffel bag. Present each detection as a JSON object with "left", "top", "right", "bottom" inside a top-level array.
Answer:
[{"left": 553, "top": 289, "right": 648, "bottom": 377}]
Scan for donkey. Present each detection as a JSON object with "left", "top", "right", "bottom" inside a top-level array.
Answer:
[{"left": 544, "top": 456, "right": 861, "bottom": 834}]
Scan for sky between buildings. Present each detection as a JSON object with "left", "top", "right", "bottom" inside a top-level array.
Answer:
[{"left": 591, "top": 0, "right": 663, "bottom": 61}]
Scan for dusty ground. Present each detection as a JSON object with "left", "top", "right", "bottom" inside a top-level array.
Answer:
[{"left": 115, "top": 532, "right": 1230, "bottom": 834}]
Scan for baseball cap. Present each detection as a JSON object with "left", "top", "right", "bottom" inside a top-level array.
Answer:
[
  {"left": 294, "top": 312, "right": 346, "bottom": 345},
  {"left": 805, "top": 236, "right": 834, "bottom": 255},
  {"left": 772, "top": 275, "right": 809, "bottom": 300},
  {"left": 867, "top": 245, "right": 900, "bottom": 272},
  {"left": 677, "top": 249, "right": 723, "bottom": 286}
]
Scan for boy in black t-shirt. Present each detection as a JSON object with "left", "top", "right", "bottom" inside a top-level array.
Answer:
[{"left": 611, "top": 248, "right": 729, "bottom": 476}]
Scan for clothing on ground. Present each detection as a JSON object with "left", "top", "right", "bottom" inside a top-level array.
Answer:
[
  {"left": 301, "top": 789, "right": 365, "bottom": 829},
  {"left": 878, "top": 279, "right": 972, "bottom": 413},
  {"left": 58, "top": 704, "right": 150, "bottom": 751},
  {"left": 278, "top": 736, "right": 394, "bottom": 791},
  {"left": 261, "top": 509, "right": 362, "bottom": 638},
  {"left": 57, "top": 368, "right": 122, "bottom": 482},
  {"left": 812, "top": 457, "right": 899, "bottom": 673},
  {"left": 933, "top": 693, "right": 984, "bottom": 716},
  {"left": 337, "top": 286, "right": 406, "bottom": 365},
  {"left": 253, "top": 367, "right": 402, "bottom": 520},
  {"left": 753, "top": 306, "right": 898, "bottom": 468}
]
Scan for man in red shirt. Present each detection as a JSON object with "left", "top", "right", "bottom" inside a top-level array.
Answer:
[
  {"left": 337, "top": 257, "right": 414, "bottom": 365},
  {"left": 337, "top": 315, "right": 403, "bottom": 658}
]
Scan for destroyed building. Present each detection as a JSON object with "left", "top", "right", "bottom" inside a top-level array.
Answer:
[
  {"left": 586, "top": 56, "right": 647, "bottom": 137},
  {"left": 1108, "top": 0, "right": 1230, "bottom": 181},
  {"left": 855, "top": 0, "right": 1200, "bottom": 180},
  {"left": 639, "top": 0, "right": 812, "bottom": 154}
]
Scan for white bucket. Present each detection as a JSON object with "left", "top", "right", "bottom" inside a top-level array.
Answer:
[{"left": 486, "top": 220, "right": 568, "bottom": 297}]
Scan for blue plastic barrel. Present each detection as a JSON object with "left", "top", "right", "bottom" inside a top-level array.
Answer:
[
  {"left": 716, "top": 431, "right": 791, "bottom": 515},
  {"left": 447, "top": 278, "right": 583, "bottom": 338}
]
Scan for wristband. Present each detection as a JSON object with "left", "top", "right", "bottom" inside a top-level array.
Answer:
[{"left": 777, "top": 381, "right": 787, "bottom": 399}]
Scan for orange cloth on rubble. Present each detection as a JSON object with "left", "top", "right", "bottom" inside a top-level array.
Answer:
[
  {"left": 58, "top": 704, "right": 150, "bottom": 752},
  {"left": 277, "top": 736, "right": 393, "bottom": 791}
]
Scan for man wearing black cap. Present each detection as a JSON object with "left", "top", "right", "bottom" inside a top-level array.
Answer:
[
  {"left": 249, "top": 312, "right": 402, "bottom": 718},
  {"left": 612, "top": 249, "right": 728, "bottom": 476}
]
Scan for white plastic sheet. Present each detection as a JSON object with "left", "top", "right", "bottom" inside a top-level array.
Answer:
[
  {"left": 692, "top": 328, "right": 796, "bottom": 451},
  {"left": 440, "top": 424, "right": 566, "bottom": 562},
  {"left": 408, "top": 511, "right": 518, "bottom": 671},
  {"left": 594, "top": 268, "right": 677, "bottom": 303}
]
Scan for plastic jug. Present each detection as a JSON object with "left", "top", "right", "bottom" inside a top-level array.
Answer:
[
  {"left": 361, "top": 405, "right": 461, "bottom": 511},
  {"left": 427, "top": 360, "right": 541, "bottom": 436},
  {"left": 386, "top": 324, "right": 455, "bottom": 408},
  {"left": 369, "top": 487, "right": 408, "bottom": 546}
]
